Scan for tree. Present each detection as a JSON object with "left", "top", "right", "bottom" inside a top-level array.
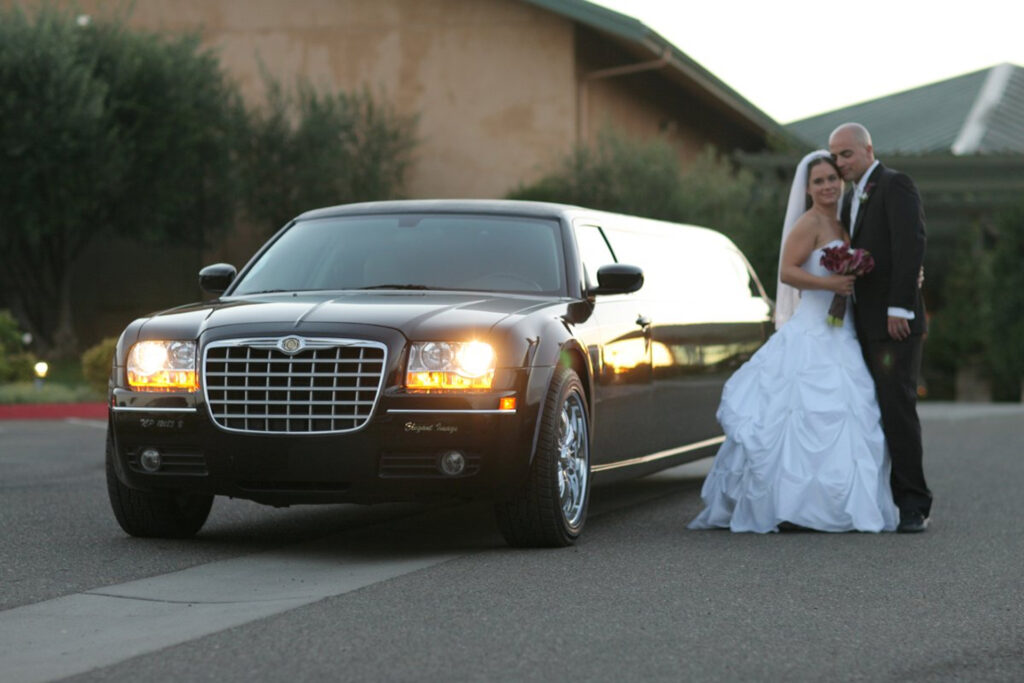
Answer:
[
  {"left": 243, "top": 75, "right": 418, "bottom": 233},
  {"left": 987, "top": 204, "right": 1024, "bottom": 401},
  {"left": 507, "top": 126, "right": 685, "bottom": 221},
  {"left": 0, "top": 6, "right": 243, "bottom": 357},
  {"left": 924, "top": 221, "right": 994, "bottom": 398}
]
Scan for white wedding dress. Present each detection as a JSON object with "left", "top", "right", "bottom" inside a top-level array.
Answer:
[{"left": 689, "top": 240, "right": 899, "bottom": 533}]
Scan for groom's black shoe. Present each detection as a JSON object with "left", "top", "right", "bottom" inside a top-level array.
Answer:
[{"left": 897, "top": 511, "right": 929, "bottom": 533}]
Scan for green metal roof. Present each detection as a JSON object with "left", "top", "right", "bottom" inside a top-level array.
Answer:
[
  {"left": 786, "top": 64, "right": 1024, "bottom": 155},
  {"left": 521, "top": 0, "right": 792, "bottom": 143}
]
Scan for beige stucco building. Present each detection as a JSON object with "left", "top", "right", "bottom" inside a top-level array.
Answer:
[{"left": 52, "top": 0, "right": 787, "bottom": 199}]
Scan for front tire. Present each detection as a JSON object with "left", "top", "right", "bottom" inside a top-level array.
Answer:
[
  {"left": 105, "top": 427, "right": 213, "bottom": 538},
  {"left": 495, "top": 366, "right": 591, "bottom": 547}
]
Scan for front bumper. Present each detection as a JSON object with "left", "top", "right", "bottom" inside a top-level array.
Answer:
[{"left": 109, "top": 372, "right": 541, "bottom": 506}]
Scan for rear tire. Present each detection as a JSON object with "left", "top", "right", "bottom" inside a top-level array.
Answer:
[
  {"left": 105, "top": 426, "right": 212, "bottom": 538},
  {"left": 495, "top": 366, "right": 590, "bottom": 547}
]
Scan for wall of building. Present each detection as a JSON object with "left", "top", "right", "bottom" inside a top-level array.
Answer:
[{"left": 66, "top": 0, "right": 578, "bottom": 199}]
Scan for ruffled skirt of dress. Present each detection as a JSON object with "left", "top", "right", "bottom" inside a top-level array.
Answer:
[{"left": 687, "top": 305, "right": 899, "bottom": 533}]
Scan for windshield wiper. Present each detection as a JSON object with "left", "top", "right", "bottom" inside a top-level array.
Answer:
[{"left": 359, "top": 284, "right": 431, "bottom": 290}]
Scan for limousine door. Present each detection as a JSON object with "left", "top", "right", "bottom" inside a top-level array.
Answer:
[
  {"left": 571, "top": 223, "right": 655, "bottom": 467},
  {"left": 647, "top": 242, "right": 771, "bottom": 455},
  {"left": 596, "top": 225, "right": 772, "bottom": 468}
]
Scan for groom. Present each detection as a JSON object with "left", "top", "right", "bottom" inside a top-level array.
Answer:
[{"left": 829, "top": 122, "right": 932, "bottom": 533}]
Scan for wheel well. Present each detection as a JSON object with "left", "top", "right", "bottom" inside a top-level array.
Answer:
[{"left": 559, "top": 345, "right": 591, "bottom": 416}]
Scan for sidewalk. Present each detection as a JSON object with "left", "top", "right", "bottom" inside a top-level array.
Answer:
[{"left": 0, "top": 403, "right": 107, "bottom": 420}]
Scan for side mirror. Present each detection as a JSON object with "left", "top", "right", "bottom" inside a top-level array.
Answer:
[
  {"left": 199, "top": 263, "right": 236, "bottom": 295},
  {"left": 590, "top": 264, "right": 643, "bottom": 296}
]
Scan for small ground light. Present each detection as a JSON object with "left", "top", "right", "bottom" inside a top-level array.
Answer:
[
  {"left": 438, "top": 450, "right": 466, "bottom": 476},
  {"left": 33, "top": 361, "right": 48, "bottom": 390}
]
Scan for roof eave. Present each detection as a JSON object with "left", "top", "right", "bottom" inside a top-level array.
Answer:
[{"left": 522, "top": 0, "right": 797, "bottom": 145}]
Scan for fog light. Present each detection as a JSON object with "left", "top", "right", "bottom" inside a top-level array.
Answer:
[
  {"left": 438, "top": 450, "right": 466, "bottom": 476},
  {"left": 139, "top": 448, "right": 162, "bottom": 472}
]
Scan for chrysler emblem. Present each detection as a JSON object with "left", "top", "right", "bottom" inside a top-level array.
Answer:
[{"left": 279, "top": 336, "right": 303, "bottom": 354}]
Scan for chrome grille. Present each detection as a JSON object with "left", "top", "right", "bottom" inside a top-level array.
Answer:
[{"left": 203, "top": 337, "right": 387, "bottom": 434}]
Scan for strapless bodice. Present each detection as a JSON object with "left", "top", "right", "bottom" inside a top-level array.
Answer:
[{"left": 791, "top": 240, "right": 853, "bottom": 331}]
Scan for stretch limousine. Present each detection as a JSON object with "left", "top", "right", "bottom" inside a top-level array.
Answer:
[{"left": 106, "top": 200, "right": 772, "bottom": 547}]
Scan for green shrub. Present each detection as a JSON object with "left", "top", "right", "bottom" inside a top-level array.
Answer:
[
  {"left": 0, "top": 382, "right": 100, "bottom": 404},
  {"left": 0, "top": 309, "right": 37, "bottom": 382},
  {"left": 0, "top": 309, "right": 24, "bottom": 353},
  {"left": 0, "top": 352, "right": 36, "bottom": 383},
  {"left": 82, "top": 337, "right": 118, "bottom": 395}
]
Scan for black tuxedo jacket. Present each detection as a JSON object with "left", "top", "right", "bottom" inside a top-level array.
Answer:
[{"left": 841, "top": 163, "right": 927, "bottom": 341}]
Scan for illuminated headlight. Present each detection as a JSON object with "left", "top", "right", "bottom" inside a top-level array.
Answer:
[
  {"left": 127, "top": 341, "right": 198, "bottom": 391},
  {"left": 406, "top": 341, "right": 495, "bottom": 391}
]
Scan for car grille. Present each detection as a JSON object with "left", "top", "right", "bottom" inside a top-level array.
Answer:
[{"left": 203, "top": 337, "right": 387, "bottom": 434}]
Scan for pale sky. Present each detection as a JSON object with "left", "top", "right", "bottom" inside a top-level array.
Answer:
[{"left": 591, "top": 0, "right": 1024, "bottom": 123}]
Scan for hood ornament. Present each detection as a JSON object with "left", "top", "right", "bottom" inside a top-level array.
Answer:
[{"left": 278, "top": 336, "right": 304, "bottom": 354}]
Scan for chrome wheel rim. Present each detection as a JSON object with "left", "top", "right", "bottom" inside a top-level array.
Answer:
[{"left": 557, "top": 391, "right": 589, "bottom": 527}]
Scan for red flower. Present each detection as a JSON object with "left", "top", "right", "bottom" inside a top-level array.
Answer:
[
  {"left": 819, "top": 245, "right": 875, "bottom": 326},
  {"left": 820, "top": 245, "right": 874, "bottom": 276}
]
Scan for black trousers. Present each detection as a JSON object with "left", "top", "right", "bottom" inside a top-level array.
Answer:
[{"left": 861, "top": 334, "right": 932, "bottom": 517}]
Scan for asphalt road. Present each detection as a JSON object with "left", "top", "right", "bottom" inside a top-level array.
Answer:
[{"left": 1, "top": 403, "right": 1022, "bottom": 682}]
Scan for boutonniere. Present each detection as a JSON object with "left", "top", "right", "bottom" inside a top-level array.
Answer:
[{"left": 858, "top": 182, "right": 876, "bottom": 204}]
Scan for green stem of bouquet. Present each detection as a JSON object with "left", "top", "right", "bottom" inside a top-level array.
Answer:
[{"left": 827, "top": 294, "right": 848, "bottom": 327}]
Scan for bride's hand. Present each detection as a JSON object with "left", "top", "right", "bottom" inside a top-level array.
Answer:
[{"left": 828, "top": 274, "right": 856, "bottom": 296}]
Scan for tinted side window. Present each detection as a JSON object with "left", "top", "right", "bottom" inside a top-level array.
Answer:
[
  {"left": 606, "top": 226, "right": 769, "bottom": 321},
  {"left": 573, "top": 224, "right": 617, "bottom": 290}
]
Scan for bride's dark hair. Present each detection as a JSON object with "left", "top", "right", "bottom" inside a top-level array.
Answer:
[{"left": 805, "top": 155, "right": 841, "bottom": 209}]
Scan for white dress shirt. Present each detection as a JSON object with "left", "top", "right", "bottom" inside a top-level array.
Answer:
[{"left": 849, "top": 160, "right": 879, "bottom": 237}]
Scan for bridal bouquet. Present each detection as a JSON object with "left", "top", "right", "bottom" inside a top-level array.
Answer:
[{"left": 820, "top": 245, "right": 874, "bottom": 326}]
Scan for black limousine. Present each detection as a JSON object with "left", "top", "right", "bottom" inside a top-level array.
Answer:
[{"left": 106, "top": 200, "right": 771, "bottom": 546}]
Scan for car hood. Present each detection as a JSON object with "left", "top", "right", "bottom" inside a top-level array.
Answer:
[{"left": 137, "top": 291, "right": 558, "bottom": 341}]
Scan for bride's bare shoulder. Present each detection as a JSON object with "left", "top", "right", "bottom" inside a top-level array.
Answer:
[
  {"left": 792, "top": 210, "right": 831, "bottom": 245},
  {"left": 791, "top": 210, "right": 824, "bottom": 236}
]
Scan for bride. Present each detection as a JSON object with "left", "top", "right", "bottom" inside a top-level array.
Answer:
[{"left": 688, "top": 150, "right": 899, "bottom": 533}]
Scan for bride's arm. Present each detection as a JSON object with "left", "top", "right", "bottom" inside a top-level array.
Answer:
[{"left": 779, "top": 221, "right": 855, "bottom": 295}]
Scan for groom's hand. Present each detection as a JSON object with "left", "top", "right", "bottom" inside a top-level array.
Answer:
[{"left": 887, "top": 316, "right": 911, "bottom": 341}]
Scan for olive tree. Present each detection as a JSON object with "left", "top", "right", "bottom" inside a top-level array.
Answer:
[
  {"left": 0, "top": 6, "right": 243, "bottom": 357},
  {"left": 243, "top": 76, "right": 418, "bottom": 233}
]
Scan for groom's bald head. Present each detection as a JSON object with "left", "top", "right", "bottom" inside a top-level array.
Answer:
[
  {"left": 831, "top": 123, "right": 872, "bottom": 147},
  {"left": 829, "top": 122, "right": 875, "bottom": 183}
]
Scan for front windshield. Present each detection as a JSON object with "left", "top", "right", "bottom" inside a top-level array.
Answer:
[{"left": 232, "top": 213, "right": 567, "bottom": 296}]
